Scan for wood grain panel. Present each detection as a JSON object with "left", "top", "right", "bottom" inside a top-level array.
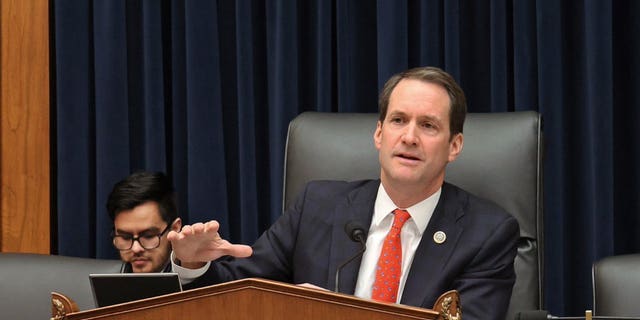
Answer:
[
  {"left": 0, "top": 0, "right": 50, "bottom": 252},
  {"left": 63, "top": 278, "right": 441, "bottom": 320}
]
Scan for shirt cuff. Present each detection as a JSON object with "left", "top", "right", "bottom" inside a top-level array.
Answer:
[{"left": 170, "top": 251, "right": 210, "bottom": 285}]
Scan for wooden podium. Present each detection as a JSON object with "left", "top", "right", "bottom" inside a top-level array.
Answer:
[{"left": 51, "top": 278, "right": 461, "bottom": 320}]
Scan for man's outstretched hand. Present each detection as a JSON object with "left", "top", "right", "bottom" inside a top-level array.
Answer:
[{"left": 168, "top": 220, "right": 253, "bottom": 269}]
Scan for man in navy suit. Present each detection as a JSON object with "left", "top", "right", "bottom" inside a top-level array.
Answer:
[{"left": 168, "top": 67, "right": 519, "bottom": 320}]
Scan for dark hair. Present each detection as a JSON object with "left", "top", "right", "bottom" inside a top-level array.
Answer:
[
  {"left": 378, "top": 66, "right": 467, "bottom": 138},
  {"left": 106, "top": 171, "right": 177, "bottom": 224}
]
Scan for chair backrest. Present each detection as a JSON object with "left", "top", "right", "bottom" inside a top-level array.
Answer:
[
  {"left": 283, "top": 111, "right": 544, "bottom": 320},
  {"left": 0, "top": 253, "right": 123, "bottom": 320},
  {"left": 592, "top": 254, "right": 640, "bottom": 316}
]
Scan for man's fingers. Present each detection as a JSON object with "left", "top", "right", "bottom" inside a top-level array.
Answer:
[
  {"left": 223, "top": 244, "right": 253, "bottom": 258},
  {"left": 190, "top": 222, "right": 205, "bottom": 233},
  {"left": 203, "top": 220, "right": 220, "bottom": 232},
  {"left": 168, "top": 219, "right": 250, "bottom": 262},
  {"left": 180, "top": 224, "right": 195, "bottom": 236},
  {"left": 169, "top": 220, "right": 219, "bottom": 238},
  {"left": 167, "top": 230, "right": 179, "bottom": 241}
]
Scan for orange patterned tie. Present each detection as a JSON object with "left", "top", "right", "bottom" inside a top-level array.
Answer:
[{"left": 372, "top": 209, "right": 411, "bottom": 303}]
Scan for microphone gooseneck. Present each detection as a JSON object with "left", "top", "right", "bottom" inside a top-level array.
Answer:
[{"left": 334, "top": 221, "right": 367, "bottom": 293}]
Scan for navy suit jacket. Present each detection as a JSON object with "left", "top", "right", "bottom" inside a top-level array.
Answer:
[{"left": 189, "top": 180, "right": 519, "bottom": 320}]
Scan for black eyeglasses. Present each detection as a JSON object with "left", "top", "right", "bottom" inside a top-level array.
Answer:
[{"left": 112, "top": 224, "right": 171, "bottom": 251}]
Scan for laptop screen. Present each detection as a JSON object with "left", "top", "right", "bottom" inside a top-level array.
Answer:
[{"left": 89, "top": 273, "right": 182, "bottom": 308}]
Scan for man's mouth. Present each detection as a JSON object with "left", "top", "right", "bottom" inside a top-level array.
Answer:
[
  {"left": 131, "top": 258, "right": 149, "bottom": 266},
  {"left": 396, "top": 152, "right": 421, "bottom": 161}
]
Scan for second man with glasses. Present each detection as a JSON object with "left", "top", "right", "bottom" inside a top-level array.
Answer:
[{"left": 107, "top": 171, "right": 182, "bottom": 273}]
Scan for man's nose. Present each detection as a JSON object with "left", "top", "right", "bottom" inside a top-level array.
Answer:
[
  {"left": 401, "top": 122, "right": 419, "bottom": 145},
  {"left": 130, "top": 239, "right": 145, "bottom": 253}
]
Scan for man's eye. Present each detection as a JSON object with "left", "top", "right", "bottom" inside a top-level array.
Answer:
[
  {"left": 390, "top": 117, "right": 403, "bottom": 123},
  {"left": 118, "top": 235, "right": 133, "bottom": 240},
  {"left": 140, "top": 234, "right": 158, "bottom": 240}
]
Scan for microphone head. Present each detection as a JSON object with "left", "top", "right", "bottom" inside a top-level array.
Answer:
[
  {"left": 516, "top": 310, "right": 550, "bottom": 320},
  {"left": 344, "top": 221, "right": 366, "bottom": 242}
]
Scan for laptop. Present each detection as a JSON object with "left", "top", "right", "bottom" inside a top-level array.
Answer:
[{"left": 89, "top": 273, "right": 182, "bottom": 308}]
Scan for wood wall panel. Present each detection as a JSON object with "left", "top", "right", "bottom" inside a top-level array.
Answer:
[{"left": 0, "top": 0, "right": 50, "bottom": 253}]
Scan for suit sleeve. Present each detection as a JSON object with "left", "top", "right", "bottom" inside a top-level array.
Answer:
[
  {"left": 453, "top": 214, "right": 519, "bottom": 320},
  {"left": 183, "top": 184, "right": 309, "bottom": 289}
]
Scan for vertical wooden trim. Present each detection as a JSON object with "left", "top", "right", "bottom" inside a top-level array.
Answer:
[{"left": 0, "top": 0, "right": 50, "bottom": 253}]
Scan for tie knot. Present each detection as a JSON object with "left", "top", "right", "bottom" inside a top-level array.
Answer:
[{"left": 392, "top": 209, "right": 411, "bottom": 229}]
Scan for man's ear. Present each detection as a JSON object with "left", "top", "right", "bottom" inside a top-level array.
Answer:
[
  {"left": 448, "top": 133, "right": 464, "bottom": 162},
  {"left": 373, "top": 121, "right": 383, "bottom": 150},
  {"left": 172, "top": 218, "right": 182, "bottom": 231}
]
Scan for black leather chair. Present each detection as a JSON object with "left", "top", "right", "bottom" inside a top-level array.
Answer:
[
  {"left": 0, "top": 252, "right": 123, "bottom": 320},
  {"left": 592, "top": 254, "right": 640, "bottom": 317},
  {"left": 283, "top": 111, "right": 544, "bottom": 320}
]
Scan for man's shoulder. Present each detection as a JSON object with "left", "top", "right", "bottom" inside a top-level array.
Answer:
[
  {"left": 442, "top": 182, "right": 516, "bottom": 222},
  {"left": 442, "top": 182, "right": 520, "bottom": 246}
]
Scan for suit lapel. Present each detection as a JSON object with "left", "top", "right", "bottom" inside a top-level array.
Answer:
[
  {"left": 327, "top": 180, "right": 378, "bottom": 293},
  {"left": 400, "top": 183, "right": 465, "bottom": 308}
]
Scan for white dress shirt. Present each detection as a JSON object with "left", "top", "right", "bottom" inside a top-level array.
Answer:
[
  {"left": 171, "top": 251, "right": 209, "bottom": 284},
  {"left": 353, "top": 183, "right": 440, "bottom": 303}
]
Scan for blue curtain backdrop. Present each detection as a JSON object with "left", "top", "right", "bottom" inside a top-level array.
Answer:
[{"left": 53, "top": 0, "right": 640, "bottom": 316}]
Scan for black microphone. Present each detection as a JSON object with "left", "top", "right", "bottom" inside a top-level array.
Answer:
[
  {"left": 334, "top": 221, "right": 367, "bottom": 293},
  {"left": 516, "top": 310, "right": 640, "bottom": 320}
]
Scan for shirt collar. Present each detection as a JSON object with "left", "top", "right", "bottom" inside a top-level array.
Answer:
[{"left": 373, "top": 183, "right": 442, "bottom": 235}]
